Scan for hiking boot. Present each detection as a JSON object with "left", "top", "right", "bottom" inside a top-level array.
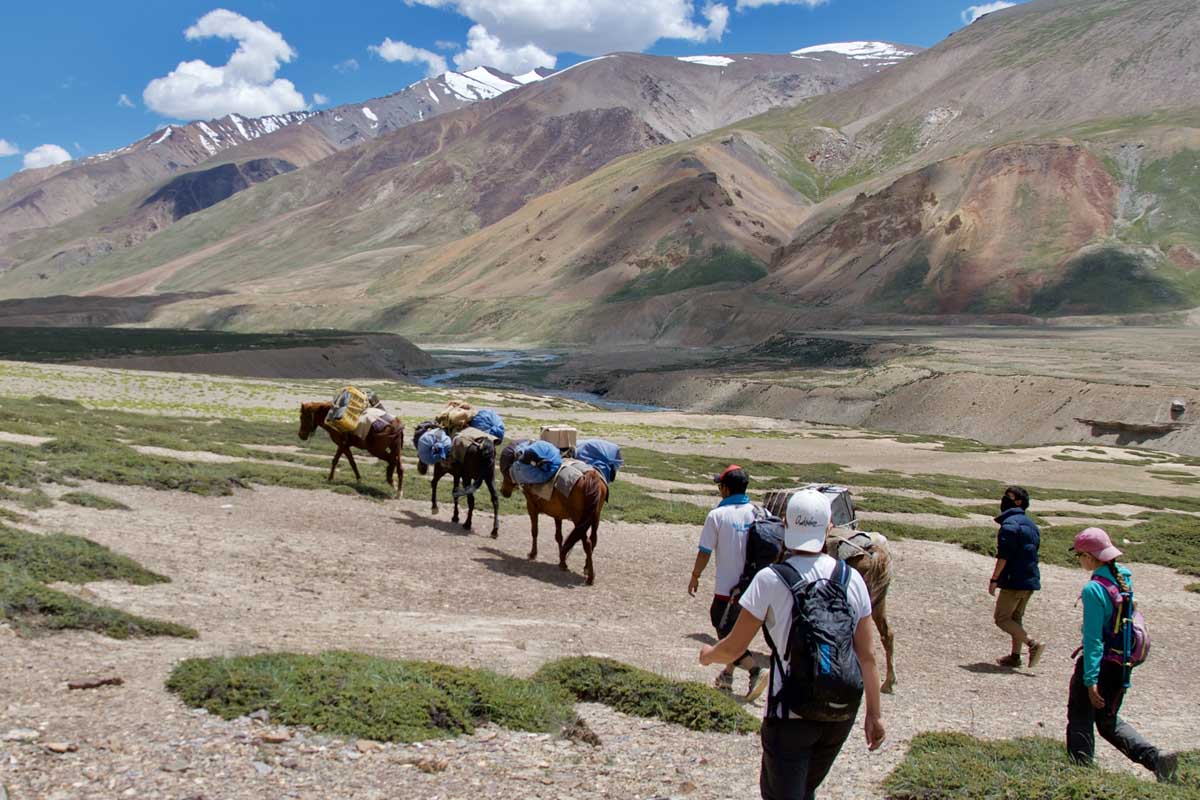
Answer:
[
  {"left": 1027, "top": 641, "right": 1046, "bottom": 669},
  {"left": 713, "top": 672, "right": 734, "bottom": 693},
  {"left": 1156, "top": 751, "right": 1180, "bottom": 784},
  {"left": 746, "top": 667, "right": 769, "bottom": 703},
  {"left": 995, "top": 653, "right": 1022, "bottom": 668}
]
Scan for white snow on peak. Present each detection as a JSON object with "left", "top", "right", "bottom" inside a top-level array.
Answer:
[
  {"left": 428, "top": 87, "right": 440, "bottom": 104},
  {"left": 229, "top": 113, "right": 250, "bottom": 140},
  {"left": 462, "top": 66, "right": 521, "bottom": 94},
  {"left": 513, "top": 69, "right": 546, "bottom": 85},
  {"left": 677, "top": 55, "right": 734, "bottom": 67},
  {"left": 151, "top": 126, "right": 173, "bottom": 146},
  {"left": 791, "top": 41, "right": 912, "bottom": 61},
  {"left": 443, "top": 70, "right": 507, "bottom": 101},
  {"left": 361, "top": 106, "right": 378, "bottom": 122}
]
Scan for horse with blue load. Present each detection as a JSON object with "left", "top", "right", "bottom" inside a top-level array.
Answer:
[{"left": 413, "top": 420, "right": 500, "bottom": 537}]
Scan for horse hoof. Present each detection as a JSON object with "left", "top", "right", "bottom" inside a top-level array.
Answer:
[
  {"left": 462, "top": 521, "right": 471, "bottom": 531},
  {"left": 586, "top": 575, "right": 595, "bottom": 586},
  {"left": 881, "top": 682, "right": 895, "bottom": 695},
  {"left": 558, "top": 562, "right": 568, "bottom": 571},
  {"left": 527, "top": 551, "right": 537, "bottom": 560},
  {"left": 490, "top": 530, "right": 498, "bottom": 539}
]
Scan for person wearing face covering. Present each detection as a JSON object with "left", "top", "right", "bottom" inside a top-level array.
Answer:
[{"left": 989, "top": 486, "right": 1045, "bottom": 668}]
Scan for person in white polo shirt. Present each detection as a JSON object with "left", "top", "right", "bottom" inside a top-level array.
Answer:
[
  {"left": 688, "top": 465, "right": 767, "bottom": 699},
  {"left": 700, "top": 489, "right": 885, "bottom": 800}
]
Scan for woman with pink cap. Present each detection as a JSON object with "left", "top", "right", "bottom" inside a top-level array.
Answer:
[{"left": 1068, "top": 527, "right": 1178, "bottom": 783}]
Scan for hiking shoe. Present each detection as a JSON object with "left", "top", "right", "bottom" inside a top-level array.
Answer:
[
  {"left": 713, "top": 672, "right": 733, "bottom": 693},
  {"left": 1027, "top": 641, "right": 1046, "bottom": 669},
  {"left": 1156, "top": 751, "right": 1180, "bottom": 784},
  {"left": 746, "top": 667, "right": 769, "bottom": 703},
  {"left": 995, "top": 653, "right": 1022, "bottom": 668}
]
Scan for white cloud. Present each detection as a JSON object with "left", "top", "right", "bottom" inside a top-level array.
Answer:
[
  {"left": 313, "top": 92, "right": 330, "bottom": 105},
  {"left": 117, "top": 93, "right": 135, "bottom": 108},
  {"left": 22, "top": 144, "right": 72, "bottom": 170},
  {"left": 369, "top": 37, "right": 449, "bottom": 77},
  {"left": 453, "top": 25, "right": 556, "bottom": 73},
  {"left": 143, "top": 9, "right": 307, "bottom": 120},
  {"left": 962, "top": 1, "right": 1017, "bottom": 24},
  {"left": 0, "top": 139, "right": 18, "bottom": 157},
  {"left": 435, "top": 39, "right": 461, "bottom": 51},
  {"left": 406, "top": 0, "right": 729, "bottom": 58},
  {"left": 334, "top": 57, "right": 360, "bottom": 73}
]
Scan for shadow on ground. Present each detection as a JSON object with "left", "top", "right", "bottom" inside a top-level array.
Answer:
[{"left": 473, "top": 546, "right": 582, "bottom": 588}]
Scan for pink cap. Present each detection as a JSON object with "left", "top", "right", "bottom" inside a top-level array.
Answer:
[{"left": 1072, "top": 527, "right": 1122, "bottom": 562}]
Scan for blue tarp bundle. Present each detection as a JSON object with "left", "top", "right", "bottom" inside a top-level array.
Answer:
[
  {"left": 575, "top": 439, "right": 623, "bottom": 483},
  {"left": 510, "top": 439, "right": 562, "bottom": 485},
  {"left": 417, "top": 428, "right": 452, "bottom": 466},
  {"left": 470, "top": 408, "right": 506, "bottom": 442}
]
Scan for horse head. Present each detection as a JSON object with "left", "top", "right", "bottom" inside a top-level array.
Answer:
[
  {"left": 498, "top": 439, "right": 530, "bottom": 498},
  {"left": 298, "top": 402, "right": 327, "bottom": 441}
]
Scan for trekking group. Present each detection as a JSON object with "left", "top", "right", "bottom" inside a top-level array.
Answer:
[{"left": 690, "top": 469, "right": 1179, "bottom": 799}]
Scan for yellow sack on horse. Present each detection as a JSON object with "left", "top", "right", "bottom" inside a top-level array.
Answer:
[
  {"left": 327, "top": 386, "right": 368, "bottom": 434},
  {"left": 437, "top": 400, "right": 475, "bottom": 435}
]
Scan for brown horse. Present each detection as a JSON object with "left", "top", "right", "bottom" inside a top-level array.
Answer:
[
  {"left": 298, "top": 402, "right": 404, "bottom": 497},
  {"left": 499, "top": 440, "right": 609, "bottom": 586},
  {"left": 826, "top": 533, "right": 897, "bottom": 694},
  {"left": 412, "top": 421, "right": 500, "bottom": 537}
]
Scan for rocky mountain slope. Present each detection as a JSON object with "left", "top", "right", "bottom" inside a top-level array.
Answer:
[{"left": 0, "top": 46, "right": 913, "bottom": 309}]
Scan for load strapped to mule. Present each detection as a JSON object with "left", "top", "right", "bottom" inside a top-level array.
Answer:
[
  {"left": 509, "top": 439, "right": 597, "bottom": 501},
  {"left": 326, "top": 386, "right": 369, "bottom": 434},
  {"left": 434, "top": 401, "right": 506, "bottom": 444},
  {"left": 763, "top": 484, "right": 890, "bottom": 564}
]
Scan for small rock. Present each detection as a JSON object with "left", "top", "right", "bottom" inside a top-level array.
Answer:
[
  {"left": 248, "top": 709, "right": 270, "bottom": 723},
  {"left": 259, "top": 731, "right": 291, "bottom": 744},
  {"left": 67, "top": 677, "right": 123, "bottom": 691},
  {"left": 2, "top": 729, "right": 39, "bottom": 743},
  {"left": 252, "top": 761, "right": 272, "bottom": 776},
  {"left": 280, "top": 757, "right": 300, "bottom": 770},
  {"left": 161, "top": 759, "right": 190, "bottom": 773},
  {"left": 45, "top": 742, "right": 78, "bottom": 754},
  {"left": 355, "top": 739, "right": 383, "bottom": 753},
  {"left": 680, "top": 780, "right": 698, "bottom": 794},
  {"left": 416, "top": 757, "right": 449, "bottom": 774}
]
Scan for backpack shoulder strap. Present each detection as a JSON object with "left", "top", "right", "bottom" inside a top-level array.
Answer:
[
  {"left": 834, "top": 559, "right": 851, "bottom": 587},
  {"left": 769, "top": 561, "right": 803, "bottom": 593}
]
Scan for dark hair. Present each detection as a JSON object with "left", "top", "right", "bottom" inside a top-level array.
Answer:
[
  {"left": 720, "top": 471, "right": 750, "bottom": 494},
  {"left": 1106, "top": 560, "right": 1131, "bottom": 595},
  {"left": 1006, "top": 486, "right": 1030, "bottom": 509}
]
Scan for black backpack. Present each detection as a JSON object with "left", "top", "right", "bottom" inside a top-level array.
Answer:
[
  {"left": 732, "top": 508, "right": 786, "bottom": 599},
  {"left": 763, "top": 559, "right": 864, "bottom": 721}
]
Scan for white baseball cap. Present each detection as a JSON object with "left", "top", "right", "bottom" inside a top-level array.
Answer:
[{"left": 784, "top": 489, "right": 832, "bottom": 553}]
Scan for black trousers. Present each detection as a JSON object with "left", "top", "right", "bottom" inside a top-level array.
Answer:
[
  {"left": 1066, "top": 658, "right": 1161, "bottom": 771},
  {"left": 760, "top": 717, "right": 856, "bottom": 800}
]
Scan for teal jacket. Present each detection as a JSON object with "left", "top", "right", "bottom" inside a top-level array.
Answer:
[{"left": 1080, "top": 564, "right": 1133, "bottom": 685}]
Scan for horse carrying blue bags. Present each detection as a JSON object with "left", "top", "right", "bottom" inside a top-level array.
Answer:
[{"left": 575, "top": 439, "right": 623, "bottom": 483}]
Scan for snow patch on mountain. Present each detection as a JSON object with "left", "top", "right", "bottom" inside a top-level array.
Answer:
[
  {"left": 791, "top": 41, "right": 914, "bottom": 63},
  {"left": 513, "top": 70, "right": 547, "bottom": 84},
  {"left": 462, "top": 66, "right": 521, "bottom": 94},
  {"left": 677, "top": 56, "right": 735, "bottom": 67},
  {"left": 362, "top": 107, "right": 378, "bottom": 123}
]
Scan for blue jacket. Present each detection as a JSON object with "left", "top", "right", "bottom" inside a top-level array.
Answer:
[{"left": 995, "top": 508, "right": 1041, "bottom": 591}]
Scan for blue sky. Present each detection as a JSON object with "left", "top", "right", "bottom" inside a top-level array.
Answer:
[{"left": 0, "top": 0, "right": 1021, "bottom": 180}]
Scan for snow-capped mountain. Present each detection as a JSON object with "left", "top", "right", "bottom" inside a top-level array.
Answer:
[{"left": 790, "top": 41, "right": 916, "bottom": 66}]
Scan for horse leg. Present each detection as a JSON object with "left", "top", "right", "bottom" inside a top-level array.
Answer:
[
  {"left": 486, "top": 476, "right": 499, "bottom": 539},
  {"left": 328, "top": 448, "right": 343, "bottom": 482},
  {"left": 581, "top": 525, "right": 596, "bottom": 586},
  {"left": 451, "top": 475, "right": 461, "bottom": 524},
  {"left": 430, "top": 468, "right": 441, "bottom": 515},
  {"left": 527, "top": 506, "right": 539, "bottom": 560},
  {"left": 554, "top": 518, "right": 563, "bottom": 549},
  {"left": 873, "top": 592, "right": 897, "bottom": 694},
  {"left": 344, "top": 449, "right": 361, "bottom": 482},
  {"left": 463, "top": 483, "right": 475, "bottom": 531},
  {"left": 395, "top": 453, "right": 404, "bottom": 498},
  {"left": 559, "top": 519, "right": 587, "bottom": 573}
]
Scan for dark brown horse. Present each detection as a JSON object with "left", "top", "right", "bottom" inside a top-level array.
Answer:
[
  {"left": 499, "top": 440, "right": 609, "bottom": 585},
  {"left": 412, "top": 421, "right": 499, "bottom": 537},
  {"left": 298, "top": 402, "right": 404, "bottom": 497}
]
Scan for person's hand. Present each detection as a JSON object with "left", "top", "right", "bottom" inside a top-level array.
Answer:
[
  {"left": 688, "top": 574, "right": 699, "bottom": 597},
  {"left": 865, "top": 714, "right": 886, "bottom": 751},
  {"left": 1088, "top": 685, "right": 1105, "bottom": 709},
  {"left": 699, "top": 645, "right": 715, "bottom": 666},
  {"left": 988, "top": 579, "right": 998, "bottom": 597}
]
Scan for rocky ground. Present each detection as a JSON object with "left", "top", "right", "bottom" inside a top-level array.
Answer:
[{"left": 2, "top": 478, "right": 1197, "bottom": 800}]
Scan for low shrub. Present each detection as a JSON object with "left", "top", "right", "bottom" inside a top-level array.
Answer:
[
  {"left": 883, "top": 732, "right": 1199, "bottom": 799},
  {"left": 59, "top": 491, "right": 131, "bottom": 511},
  {"left": 534, "top": 656, "right": 759, "bottom": 734},
  {"left": 0, "top": 525, "right": 167, "bottom": 585},
  {"left": 167, "top": 652, "right": 575, "bottom": 743}
]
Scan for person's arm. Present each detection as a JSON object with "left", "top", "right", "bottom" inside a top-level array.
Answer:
[
  {"left": 991, "top": 523, "right": 1014, "bottom": 595},
  {"left": 853, "top": 616, "right": 886, "bottom": 750},
  {"left": 700, "top": 606, "right": 763, "bottom": 665},
  {"left": 688, "top": 551, "right": 711, "bottom": 597},
  {"left": 989, "top": 558, "right": 1007, "bottom": 596},
  {"left": 1081, "top": 581, "right": 1108, "bottom": 707}
]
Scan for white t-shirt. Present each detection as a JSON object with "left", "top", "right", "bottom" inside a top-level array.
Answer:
[
  {"left": 738, "top": 553, "right": 873, "bottom": 718},
  {"left": 698, "top": 498, "right": 758, "bottom": 597}
]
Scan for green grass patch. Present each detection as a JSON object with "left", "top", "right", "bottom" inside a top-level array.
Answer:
[
  {"left": 1186, "top": 583, "right": 1199, "bottom": 594},
  {"left": 533, "top": 656, "right": 759, "bottom": 734},
  {"left": 167, "top": 651, "right": 575, "bottom": 743},
  {"left": 0, "top": 522, "right": 194, "bottom": 638},
  {"left": 883, "top": 732, "right": 1199, "bottom": 799},
  {"left": 607, "top": 245, "right": 768, "bottom": 303},
  {"left": 59, "top": 491, "right": 131, "bottom": 511},
  {"left": 856, "top": 493, "right": 970, "bottom": 519}
]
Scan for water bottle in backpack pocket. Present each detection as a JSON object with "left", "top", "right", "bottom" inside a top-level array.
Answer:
[
  {"left": 765, "top": 560, "right": 864, "bottom": 722},
  {"left": 1092, "top": 575, "right": 1150, "bottom": 668}
]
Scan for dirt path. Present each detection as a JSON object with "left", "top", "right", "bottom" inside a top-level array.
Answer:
[{"left": 3, "top": 481, "right": 1197, "bottom": 799}]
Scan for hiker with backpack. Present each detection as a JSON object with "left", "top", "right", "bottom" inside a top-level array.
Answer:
[
  {"left": 688, "top": 465, "right": 769, "bottom": 700},
  {"left": 1067, "top": 527, "right": 1178, "bottom": 783},
  {"left": 989, "top": 486, "right": 1046, "bottom": 669},
  {"left": 700, "top": 489, "right": 885, "bottom": 800}
]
